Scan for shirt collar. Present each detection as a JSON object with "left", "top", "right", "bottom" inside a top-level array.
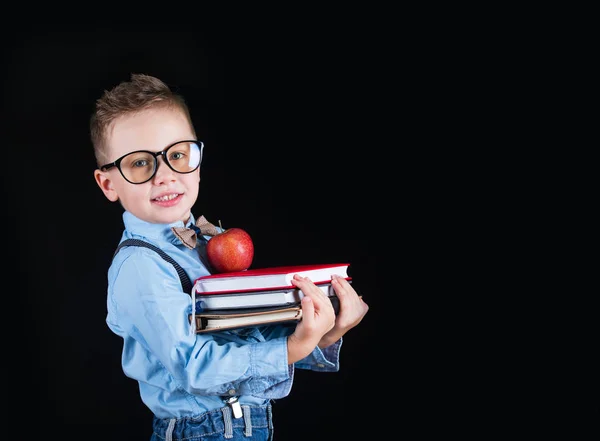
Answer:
[{"left": 122, "top": 211, "right": 197, "bottom": 245}]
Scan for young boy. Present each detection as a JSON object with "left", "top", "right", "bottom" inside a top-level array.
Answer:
[{"left": 91, "top": 73, "right": 369, "bottom": 440}]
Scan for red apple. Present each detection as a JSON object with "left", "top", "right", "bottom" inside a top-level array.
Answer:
[{"left": 206, "top": 227, "right": 254, "bottom": 273}]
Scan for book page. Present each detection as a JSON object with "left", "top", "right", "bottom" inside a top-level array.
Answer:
[{"left": 205, "top": 309, "right": 302, "bottom": 329}]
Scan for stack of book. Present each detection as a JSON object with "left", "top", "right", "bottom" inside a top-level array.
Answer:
[{"left": 191, "top": 263, "right": 351, "bottom": 333}]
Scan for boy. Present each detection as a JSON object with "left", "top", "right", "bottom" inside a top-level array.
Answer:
[{"left": 91, "top": 73, "right": 369, "bottom": 440}]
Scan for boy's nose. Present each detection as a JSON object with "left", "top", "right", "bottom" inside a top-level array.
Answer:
[{"left": 153, "top": 157, "right": 177, "bottom": 183}]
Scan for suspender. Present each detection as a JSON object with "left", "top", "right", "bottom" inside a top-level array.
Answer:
[{"left": 113, "top": 238, "right": 193, "bottom": 294}]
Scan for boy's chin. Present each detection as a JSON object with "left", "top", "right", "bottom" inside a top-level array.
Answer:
[{"left": 127, "top": 206, "right": 192, "bottom": 225}]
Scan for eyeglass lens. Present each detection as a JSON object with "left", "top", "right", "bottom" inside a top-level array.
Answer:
[{"left": 120, "top": 141, "right": 202, "bottom": 183}]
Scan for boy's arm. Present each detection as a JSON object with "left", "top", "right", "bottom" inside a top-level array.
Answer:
[
  {"left": 260, "top": 274, "right": 368, "bottom": 370},
  {"left": 286, "top": 275, "right": 337, "bottom": 364},
  {"left": 318, "top": 275, "right": 369, "bottom": 348},
  {"left": 108, "top": 249, "right": 293, "bottom": 398},
  {"left": 289, "top": 274, "right": 368, "bottom": 372}
]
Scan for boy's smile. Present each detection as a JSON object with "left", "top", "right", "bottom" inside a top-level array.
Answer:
[
  {"left": 94, "top": 106, "right": 200, "bottom": 225},
  {"left": 152, "top": 192, "right": 185, "bottom": 207}
]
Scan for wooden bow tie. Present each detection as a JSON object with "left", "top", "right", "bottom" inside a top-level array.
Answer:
[{"left": 171, "top": 215, "right": 219, "bottom": 250}]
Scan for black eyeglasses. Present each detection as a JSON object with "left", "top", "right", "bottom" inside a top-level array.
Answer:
[{"left": 100, "top": 140, "right": 204, "bottom": 184}]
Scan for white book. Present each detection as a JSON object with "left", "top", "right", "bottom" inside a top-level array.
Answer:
[{"left": 195, "top": 283, "right": 337, "bottom": 311}]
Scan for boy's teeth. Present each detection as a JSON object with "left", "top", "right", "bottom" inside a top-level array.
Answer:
[{"left": 155, "top": 194, "right": 178, "bottom": 201}]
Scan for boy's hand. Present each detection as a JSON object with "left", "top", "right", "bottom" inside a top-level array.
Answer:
[
  {"left": 318, "top": 275, "right": 369, "bottom": 348},
  {"left": 287, "top": 274, "right": 336, "bottom": 364}
]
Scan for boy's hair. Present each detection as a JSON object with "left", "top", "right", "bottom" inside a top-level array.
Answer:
[{"left": 90, "top": 73, "right": 194, "bottom": 167}]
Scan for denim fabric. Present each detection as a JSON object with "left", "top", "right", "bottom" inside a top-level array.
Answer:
[
  {"left": 150, "top": 403, "right": 273, "bottom": 440},
  {"left": 106, "top": 211, "right": 342, "bottom": 419}
]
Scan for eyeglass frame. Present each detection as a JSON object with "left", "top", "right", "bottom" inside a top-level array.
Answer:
[{"left": 99, "top": 140, "right": 204, "bottom": 185}]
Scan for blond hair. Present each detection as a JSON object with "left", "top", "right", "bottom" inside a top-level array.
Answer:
[{"left": 90, "top": 73, "right": 193, "bottom": 167}]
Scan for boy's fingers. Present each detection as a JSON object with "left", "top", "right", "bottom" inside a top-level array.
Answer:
[
  {"left": 331, "top": 275, "right": 355, "bottom": 297},
  {"left": 292, "top": 276, "right": 333, "bottom": 310},
  {"left": 300, "top": 296, "right": 314, "bottom": 322},
  {"left": 293, "top": 276, "right": 325, "bottom": 295}
]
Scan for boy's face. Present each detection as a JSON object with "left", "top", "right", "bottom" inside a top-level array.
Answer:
[{"left": 94, "top": 107, "right": 200, "bottom": 225}]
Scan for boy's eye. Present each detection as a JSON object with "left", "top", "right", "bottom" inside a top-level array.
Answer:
[
  {"left": 170, "top": 151, "right": 185, "bottom": 161},
  {"left": 132, "top": 159, "right": 150, "bottom": 168},
  {"left": 124, "top": 151, "right": 154, "bottom": 169}
]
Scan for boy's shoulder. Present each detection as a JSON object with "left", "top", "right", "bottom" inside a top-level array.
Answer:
[
  {"left": 111, "top": 239, "right": 166, "bottom": 268},
  {"left": 108, "top": 239, "right": 181, "bottom": 283}
]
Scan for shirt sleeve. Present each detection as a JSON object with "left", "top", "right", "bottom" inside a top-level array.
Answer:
[
  {"left": 294, "top": 339, "right": 342, "bottom": 371},
  {"left": 107, "top": 249, "right": 291, "bottom": 398},
  {"left": 259, "top": 324, "right": 343, "bottom": 372}
]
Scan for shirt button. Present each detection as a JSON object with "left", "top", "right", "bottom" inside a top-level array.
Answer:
[
  {"left": 228, "top": 389, "right": 236, "bottom": 395},
  {"left": 317, "top": 363, "right": 325, "bottom": 368}
]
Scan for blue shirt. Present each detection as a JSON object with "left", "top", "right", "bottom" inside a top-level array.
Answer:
[{"left": 106, "top": 211, "right": 342, "bottom": 419}]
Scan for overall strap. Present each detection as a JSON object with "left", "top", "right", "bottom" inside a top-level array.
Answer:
[{"left": 113, "top": 238, "right": 193, "bottom": 294}]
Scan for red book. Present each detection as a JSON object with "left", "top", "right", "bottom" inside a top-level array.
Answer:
[
  {"left": 190, "top": 264, "right": 352, "bottom": 330},
  {"left": 193, "top": 263, "right": 351, "bottom": 295}
]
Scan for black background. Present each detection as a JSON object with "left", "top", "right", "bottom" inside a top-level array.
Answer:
[
  {"left": 2, "top": 26, "right": 384, "bottom": 439},
  {"left": 6, "top": 21, "right": 598, "bottom": 441}
]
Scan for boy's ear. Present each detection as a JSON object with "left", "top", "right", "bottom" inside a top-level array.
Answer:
[{"left": 94, "top": 169, "right": 119, "bottom": 202}]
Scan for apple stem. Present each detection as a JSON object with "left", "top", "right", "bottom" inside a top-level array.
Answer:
[{"left": 218, "top": 219, "right": 224, "bottom": 231}]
